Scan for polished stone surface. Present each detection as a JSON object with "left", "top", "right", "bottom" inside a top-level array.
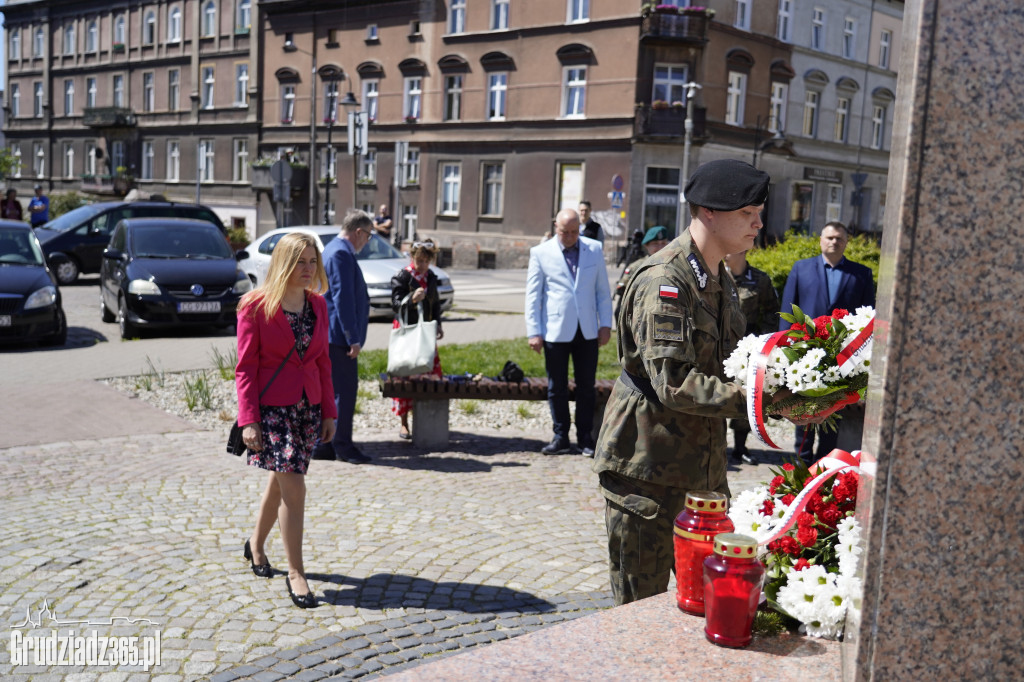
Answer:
[{"left": 848, "top": 1, "right": 1024, "bottom": 679}]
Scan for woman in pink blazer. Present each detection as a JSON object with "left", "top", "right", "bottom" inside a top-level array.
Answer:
[{"left": 236, "top": 232, "right": 336, "bottom": 609}]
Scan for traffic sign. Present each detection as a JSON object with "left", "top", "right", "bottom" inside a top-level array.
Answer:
[
  {"left": 611, "top": 174, "right": 624, "bottom": 192},
  {"left": 610, "top": 191, "right": 625, "bottom": 209}
]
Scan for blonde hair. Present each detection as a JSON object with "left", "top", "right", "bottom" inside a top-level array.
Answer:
[{"left": 240, "top": 232, "right": 328, "bottom": 320}]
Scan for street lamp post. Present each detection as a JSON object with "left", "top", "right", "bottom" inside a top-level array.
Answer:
[
  {"left": 680, "top": 82, "right": 702, "bottom": 190},
  {"left": 319, "top": 69, "right": 342, "bottom": 225},
  {"left": 339, "top": 91, "right": 366, "bottom": 213}
]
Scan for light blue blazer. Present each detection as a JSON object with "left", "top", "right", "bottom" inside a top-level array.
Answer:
[{"left": 525, "top": 236, "right": 613, "bottom": 343}]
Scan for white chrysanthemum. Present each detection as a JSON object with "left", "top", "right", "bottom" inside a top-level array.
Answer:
[
  {"left": 836, "top": 517, "right": 864, "bottom": 575},
  {"left": 728, "top": 487, "right": 778, "bottom": 543},
  {"left": 822, "top": 365, "right": 843, "bottom": 383},
  {"left": 778, "top": 565, "right": 846, "bottom": 639}
]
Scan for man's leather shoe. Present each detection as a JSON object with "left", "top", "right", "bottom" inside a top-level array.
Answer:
[
  {"left": 581, "top": 446, "right": 595, "bottom": 458},
  {"left": 338, "top": 450, "right": 372, "bottom": 464},
  {"left": 541, "top": 439, "right": 573, "bottom": 455},
  {"left": 740, "top": 452, "right": 757, "bottom": 465}
]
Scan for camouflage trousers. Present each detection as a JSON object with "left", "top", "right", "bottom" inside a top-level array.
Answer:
[{"left": 599, "top": 471, "right": 728, "bottom": 606}]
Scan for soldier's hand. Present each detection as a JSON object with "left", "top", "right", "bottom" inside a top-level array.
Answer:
[
  {"left": 597, "top": 326, "right": 612, "bottom": 347},
  {"left": 528, "top": 335, "right": 544, "bottom": 354}
]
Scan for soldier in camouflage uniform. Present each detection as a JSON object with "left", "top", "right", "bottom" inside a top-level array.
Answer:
[
  {"left": 724, "top": 250, "right": 779, "bottom": 465},
  {"left": 613, "top": 226, "right": 671, "bottom": 320},
  {"left": 592, "top": 159, "right": 784, "bottom": 605}
]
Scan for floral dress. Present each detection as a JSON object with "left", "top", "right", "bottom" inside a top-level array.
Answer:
[
  {"left": 391, "top": 265, "right": 443, "bottom": 418},
  {"left": 248, "top": 301, "right": 321, "bottom": 475}
]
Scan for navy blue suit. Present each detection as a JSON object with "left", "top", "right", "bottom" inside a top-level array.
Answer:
[
  {"left": 779, "top": 254, "right": 875, "bottom": 459},
  {"left": 321, "top": 236, "right": 369, "bottom": 459}
]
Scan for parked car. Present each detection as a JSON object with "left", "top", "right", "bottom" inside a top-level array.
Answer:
[
  {"left": 99, "top": 218, "right": 252, "bottom": 339},
  {"left": 236, "top": 226, "right": 454, "bottom": 319},
  {"left": 35, "top": 201, "right": 227, "bottom": 285},
  {"left": 0, "top": 220, "right": 67, "bottom": 347}
]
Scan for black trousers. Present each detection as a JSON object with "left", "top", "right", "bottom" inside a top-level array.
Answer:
[{"left": 543, "top": 326, "right": 598, "bottom": 446}]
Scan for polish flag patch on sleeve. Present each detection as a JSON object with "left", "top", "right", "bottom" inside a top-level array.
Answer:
[{"left": 659, "top": 285, "right": 679, "bottom": 299}]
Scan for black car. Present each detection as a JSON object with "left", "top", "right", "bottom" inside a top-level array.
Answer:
[
  {"left": 0, "top": 221, "right": 67, "bottom": 347},
  {"left": 35, "top": 201, "right": 227, "bottom": 285},
  {"left": 100, "top": 218, "right": 252, "bottom": 339}
]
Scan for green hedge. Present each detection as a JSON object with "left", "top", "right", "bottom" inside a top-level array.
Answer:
[{"left": 747, "top": 230, "right": 881, "bottom": 294}]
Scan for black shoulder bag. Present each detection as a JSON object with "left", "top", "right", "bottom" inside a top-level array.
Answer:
[{"left": 227, "top": 343, "right": 297, "bottom": 456}]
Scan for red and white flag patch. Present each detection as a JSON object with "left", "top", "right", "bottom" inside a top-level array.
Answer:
[{"left": 659, "top": 285, "right": 679, "bottom": 299}]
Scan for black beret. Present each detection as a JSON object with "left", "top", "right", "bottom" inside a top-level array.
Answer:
[{"left": 685, "top": 159, "right": 770, "bottom": 211}]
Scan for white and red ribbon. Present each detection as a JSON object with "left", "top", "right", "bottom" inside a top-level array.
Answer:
[
  {"left": 746, "top": 331, "right": 789, "bottom": 449},
  {"left": 836, "top": 318, "right": 874, "bottom": 378}
]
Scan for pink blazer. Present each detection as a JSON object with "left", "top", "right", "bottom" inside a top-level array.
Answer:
[{"left": 235, "top": 292, "right": 337, "bottom": 427}]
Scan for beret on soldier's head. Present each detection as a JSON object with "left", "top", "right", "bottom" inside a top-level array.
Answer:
[
  {"left": 685, "top": 159, "right": 770, "bottom": 211},
  {"left": 642, "top": 226, "right": 670, "bottom": 245}
]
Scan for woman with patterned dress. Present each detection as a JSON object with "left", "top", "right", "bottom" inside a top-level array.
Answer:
[
  {"left": 390, "top": 241, "right": 445, "bottom": 439},
  {"left": 235, "top": 232, "right": 336, "bottom": 609}
]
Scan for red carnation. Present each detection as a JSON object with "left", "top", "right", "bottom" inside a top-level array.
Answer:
[
  {"left": 797, "top": 512, "right": 815, "bottom": 528},
  {"left": 778, "top": 536, "right": 802, "bottom": 556},
  {"left": 806, "top": 494, "right": 824, "bottom": 514},
  {"left": 832, "top": 308, "right": 849, "bottom": 319},
  {"left": 760, "top": 499, "right": 775, "bottom": 517},
  {"left": 794, "top": 558, "right": 811, "bottom": 571},
  {"left": 767, "top": 540, "right": 780, "bottom": 553},
  {"left": 813, "top": 315, "right": 832, "bottom": 339},
  {"left": 782, "top": 463, "right": 795, "bottom": 472},
  {"left": 820, "top": 503, "right": 842, "bottom": 528},
  {"left": 769, "top": 475, "right": 785, "bottom": 494},
  {"left": 781, "top": 493, "right": 796, "bottom": 506},
  {"left": 797, "top": 526, "right": 818, "bottom": 547}
]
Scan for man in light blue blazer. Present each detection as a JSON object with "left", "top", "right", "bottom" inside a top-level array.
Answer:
[{"left": 526, "top": 208, "right": 613, "bottom": 456}]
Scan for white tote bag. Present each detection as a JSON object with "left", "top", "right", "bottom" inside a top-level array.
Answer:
[{"left": 387, "top": 294, "right": 438, "bottom": 377}]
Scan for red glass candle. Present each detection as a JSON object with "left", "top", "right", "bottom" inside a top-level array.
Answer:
[
  {"left": 703, "top": 533, "right": 765, "bottom": 648},
  {"left": 673, "top": 490, "right": 734, "bottom": 615}
]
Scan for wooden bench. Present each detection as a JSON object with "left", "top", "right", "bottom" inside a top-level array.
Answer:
[{"left": 379, "top": 374, "right": 617, "bottom": 449}]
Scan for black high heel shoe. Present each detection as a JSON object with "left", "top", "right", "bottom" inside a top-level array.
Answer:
[
  {"left": 286, "top": 576, "right": 317, "bottom": 609},
  {"left": 243, "top": 539, "right": 273, "bottom": 578}
]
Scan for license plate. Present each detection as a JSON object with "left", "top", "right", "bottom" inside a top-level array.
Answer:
[
  {"left": 177, "top": 301, "right": 221, "bottom": 313},
  {"left": 0, "top": 315, "right": 10, "bottom": 326}
]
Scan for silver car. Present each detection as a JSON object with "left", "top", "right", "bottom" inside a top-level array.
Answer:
[{"left": 236, "top": 225, "right": 454, "bottom": 319}]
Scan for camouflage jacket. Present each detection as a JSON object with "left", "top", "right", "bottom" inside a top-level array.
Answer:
[
  {"left": 593, "top": 230, "right": 747, "bottom": 491},
  {"left": 729, "top": 263, "right": 779, "bottom": 335}
]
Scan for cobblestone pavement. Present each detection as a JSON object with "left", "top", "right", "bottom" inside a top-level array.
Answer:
[{"left": 0, "top": 422, "right": 792, "bottom": 681}]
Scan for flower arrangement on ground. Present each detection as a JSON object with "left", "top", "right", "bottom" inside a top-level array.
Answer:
[
  {"left": 729, "top": 457, "right": 864, "bottom": 639},
  {"left": 724, "top": 305, "right": 875, "bottom": 432}
]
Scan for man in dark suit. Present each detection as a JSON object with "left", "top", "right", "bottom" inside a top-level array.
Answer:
[
  {"left": 779, "top": 221, "right": 875, "bottom": 461},
  {"left": 319, "top": 210, "right": 372, "bottom": 464}
]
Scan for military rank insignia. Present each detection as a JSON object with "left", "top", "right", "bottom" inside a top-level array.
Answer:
[
  {"left": 659, "top": 285, "right": 679, "bottom": 299},
  {"left": 686, "top": 253, "right": 708, "bottom": 290},
  {"left": 652, "top": 313, "right": 684, "bottom": 342}
]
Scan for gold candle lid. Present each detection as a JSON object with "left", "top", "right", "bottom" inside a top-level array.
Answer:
[
  {"left": 684, "top": 490, "right": 728, "bottom": 513},
  {"left": 713, "top": 533, "right": 759, "bottom": 558}
]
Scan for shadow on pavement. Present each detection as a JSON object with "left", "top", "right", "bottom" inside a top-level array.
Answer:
[
  {"left": 0, "top": 326, "right": 106, "bottom": 353},
  {"left": 315, "top": 572, "right": 557, "bottom": 614}
]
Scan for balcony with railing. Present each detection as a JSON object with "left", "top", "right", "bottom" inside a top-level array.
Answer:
[
  {"left": 83, "top": 107, "right": 136, "bottom": 128},
  {"left": 640, "top": 7, "right": 712, "bottom": 43},
  {"left": 634, "top": 103, "right": 706, "bottom": 139}
]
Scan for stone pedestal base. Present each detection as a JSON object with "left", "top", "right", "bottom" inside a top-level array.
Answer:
[{"left": 412, "top": 400, "right": 449, "bottom": 450}]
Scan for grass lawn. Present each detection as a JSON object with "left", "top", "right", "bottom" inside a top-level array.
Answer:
[{"left": 359, "top": 332, "right": 622, "bottom": 381}]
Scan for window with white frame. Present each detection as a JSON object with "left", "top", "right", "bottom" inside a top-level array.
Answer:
[
  {"left": 403, "top": 77, "right": 422, "bottom": 120},
  {"left": 141, "top": 141, "right": 154, "bottom": 180},
  {"left": 169, "top": 7, "right": 182, "bottom": 42},
  {"left": 492, "top": 0, "right": 510, "bottom": 30},
  {"left": 481, "top": 162, "right": 505, "bottom": 216},
  {"left": 802, "top": 90, "right": 819, "bottom": 137},
  {"left": 144, "top": 11, "right": 156, "bottom": 45},
  {"left": 114, "top": 16, "right": 126, "bottom": 45},
  {"left": 199, "top": 139, "right": 215, "bottom": 181},
  {"left": 111, "top": 140, "right": 125, "bottom": 170},
  {"left": 202, "top": 66, "right": 215, "bottom": 109},
  {"left": 85, "top": 142, "right": 97, "bottom": 175},
  {"left": 168, "top": 70, "right": 180, "bottom": 111},
  {"left": 652, "top": 64, "right": 688, "bottom": 104},
  {"left": 366, "top": 24, "right": 378, "bottom": 40},
  {"left": 488, "top": 73, "right": 507, "bottom": 120},
  {"left": 64, "top": 143, "right": 75, "bottom": 178},
  {"left": 402, "top": 205, "right": 418, "bottom": 239},
  {"left": 879, "top": 29, "right": 892, "bottom": 69},
  {"left": 362, "top": 79, "right": 379, "bottom": 122},
  {"left": 203, "top": 1, "right": 217, "bottom": 37},
  {"left": 113, "top": 74, "right": 124, "bottom": 107},
  {"left": 64, "top": 79, "right": 75, "bottom": 116},
  {"left": 12, "top": 145, "right": 22, "bottom": 178},
  {"left": 444, "top": 75, "right": 462, "bottom": 121},
  {"left": 358, "top": 149, "right": 376, "bottom": 183},
  {"left": 776, "top": 0, "right": 792, "bottom": 42},
  {"left": 843, "top": 18, "right": 856, "bottom": 59},
  {"left": 449, "top": 0, "right": 466, "bottom": 34},
  {"left": 323, "top": 80, "right": 339, "bottom": 121},
  {"left": 826, "top": 183, "right": 843, "bottom": 223},
  {"left": 33, "top": 82, "right": 43, "bottom": 118},
  {"left": 769, "top": 82, "right": 787, "bottom": 132},
  {"left": 235, "top": 64, "right": 249, "bottom": 107},
  {"left": 834, "top": 96, "right": 849, "bottom": 142},
  {"left": 9, "top": 28, "right": 19, "bottom": 60},
  {"left": 567, "top": 0, "right": 589, "bottom": 23},
  {"left": 281, "top": 84, "right": 295, "bottom": 123},
  {"left": 34, "top": 28, "right": 44, "bottom": 57},
  {"left": 405, "top": 147, "right": 420, "bottom": 185},
  {"left": 237, "top": 0, "right": 252, "bottom": 31},
  {"left": 33, "top": 142, "right": 45, "bottom": 178},
  {"left": 143, "top": 73, "right": 154, "bottom": 112},
  {"left": 87, "top": 21, "right": 97, "bottom": 52},
  {"left": 734, "top": 0, "right": 751, "bottom": 31},
  {"left": 10, "top": 84, "right": 20, "bottom": 118},
  {"left": 440, "top": 163, "right": 461, "bottom": 215},
  {"left": 233, "top": 139, "right": 248, "bottom": 182},
  {"left": 86, "top": 78, "right": 96, "bottom": 108},
  {"left": 167, "top": 140, "right": 180, "bottom": 180},
  {"left": 63, "top": 23, "right": 75, "bottom": 55},
  {"left": 811, "top": 8, "right": 825, "bottom": 50},
  {"left": 871, "top": 105, "right": 886, "bottom": 149},
  {"left": 562, "top": 67, "right": 586, "bottom": 118},
  {"left": 725, "top": 71, "right": 746, "bottom": 126}
]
